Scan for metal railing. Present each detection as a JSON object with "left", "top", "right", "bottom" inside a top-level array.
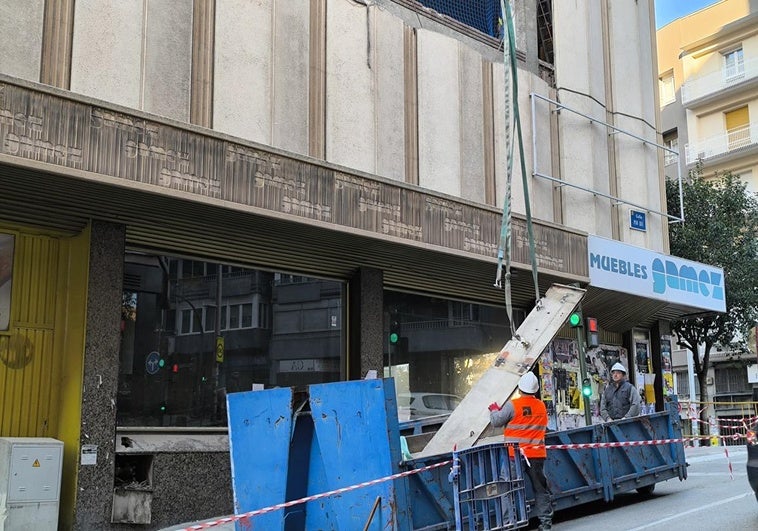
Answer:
[
  {"left": 681, "top": 57, "right": 758, "bottom": 104},
  {"left": 685, "top": 123, "right": 758, "bottom": 164},
  {"left": 530, "top": 93, "right": 685, "bottom": 223}
]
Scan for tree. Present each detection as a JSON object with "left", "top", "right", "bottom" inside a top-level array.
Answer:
[{"left": 665, "top": 170, "right": 758, "bottom": 425}]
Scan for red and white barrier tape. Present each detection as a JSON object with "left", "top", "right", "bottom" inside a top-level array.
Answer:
[
  {"left": 544, "top": 432, "right": 745, "bottom": 451},
  {"left": 180, "top": 459, "right": 452, "bottom": 530}
]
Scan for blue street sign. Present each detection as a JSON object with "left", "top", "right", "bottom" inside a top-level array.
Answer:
[
  {"left": 146, "top": 351, "right": 161, "bottom": 375},
  {"left": 630, "top": 210, "right": 647, "bottom": 231}
]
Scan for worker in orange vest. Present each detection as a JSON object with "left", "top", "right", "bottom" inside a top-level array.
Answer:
[{"left": 489, "top": 371, "right": 553, "bottom": 531}]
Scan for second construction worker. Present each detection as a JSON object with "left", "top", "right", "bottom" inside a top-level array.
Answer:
[
  {"left": 600, "top": 362, "right": 641, "bottom": 421},
  {"left": 489, "top": 372, "right": 553, "bottom": 531}
]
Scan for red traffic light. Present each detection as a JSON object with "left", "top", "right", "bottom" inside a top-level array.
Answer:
[
  {"left": 172, "top": 363, "right": 179, "bottom": 373},
  {"left": 586, "top": 317, "right": 598, "bottom": 333}
]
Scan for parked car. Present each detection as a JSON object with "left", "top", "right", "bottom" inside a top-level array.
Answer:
[
  {"left": 748, "top": 419, "right": 758, "bottom": 501},
  {"left": 397, "top": 392, "right": 462, "bottom": 419}
]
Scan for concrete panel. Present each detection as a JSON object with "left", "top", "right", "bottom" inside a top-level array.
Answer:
[
  {"left": 417, "top": 29, "right": 460, "bottom": 196},
  {"left": 374, "top": 7, "right": 406, "bottom": 182},
  {"left": 0, "top": 0, "right": 44, "bottom": 82},
  {"left": 214, "top": 0, "right": 272, "bottom": 144},
  {"left": 552, "top": 1, "right": 613, "bottom": 237},
  {"left": 272, "top": 1, "right": 310, "bottom": 156},
  {"left": 326, "top": 0, "right": 376, "bottom": 175},
  {"left": 71, "top": 0, "right": 143, "bottom": 108},
  {"left": 608, "top": 0, "right": 660, "bottom": 251},
  {"left": 459, "top": 46, "right": 485, "bottom": 203},
  {"left": 143, "top": 0, "right": 193, "bottom": 122}
]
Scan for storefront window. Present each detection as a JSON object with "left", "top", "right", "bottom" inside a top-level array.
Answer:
[
  {"left": 117, "top": 253, "right": 346, "bottom": 427},
  {"left": 383, "top": 290, "right": 522, "bottom": 420}
]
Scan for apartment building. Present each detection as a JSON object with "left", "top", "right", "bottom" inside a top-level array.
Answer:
[{"left": 657, "top": 0, "right": 758, "bottom": 436}]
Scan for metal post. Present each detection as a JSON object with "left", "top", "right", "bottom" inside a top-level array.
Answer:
[
  {"left": 687, "top": 346, "right": 699, "bottom": 441},
  {"left": 576, "top": 324, "right": 592, "bottom": 426},
  {"left": 213, "top": 263, "right": 223, "bottom": 420}
]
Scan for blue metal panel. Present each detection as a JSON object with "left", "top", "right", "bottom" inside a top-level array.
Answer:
[
  {"left": 227, "top": 388, "right": 293, "bottom": 531},
  {"left": 306, "top": 379, "right": 405, "bottom": 530}
]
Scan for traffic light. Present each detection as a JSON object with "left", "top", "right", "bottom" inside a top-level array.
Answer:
[
  {"left": 389, "top": 318, "right": 400, "bottom": 345},
  {"left": 582, "top": 378, "right": 592, "bottom": 398},
  {"left": 586, "top": 317, "right": 599, "bottom": 348},
  {"left": 568, "top": 311, "right": 582, "bottom": 327}
]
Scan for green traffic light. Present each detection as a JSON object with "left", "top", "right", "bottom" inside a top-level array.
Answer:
[
  {"left": 582, "top": 386, "right": 592, "bottom": 397},
  {"left": 158, "top": 358, "right": 165, "bottom": 368},
  {"left": 568, "top": 313, "right": 581, "bottom": 327},
  {"left": 160, "top": 405, "right": 166, "bottom": 412},
  {"left": 582, "top": 378, "right": 592, "bottom": 397},
  {"left": 389, "top": 332, "right": 399, "bottom": 344}
]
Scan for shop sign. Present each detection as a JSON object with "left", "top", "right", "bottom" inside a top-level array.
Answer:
[
  {"left": 0, "top": 233, "right": 13, "bottom": 331},
  {"left": 588, "top": 235, "right": 726, "bottom": 313}
]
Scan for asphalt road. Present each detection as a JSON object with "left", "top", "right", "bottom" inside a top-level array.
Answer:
[{"left": 544, "top": 445, "right": 757, "bottom": 531}]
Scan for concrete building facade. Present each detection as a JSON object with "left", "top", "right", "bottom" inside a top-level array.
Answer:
[{"left": 0, "top": 1, "right": 724, "bottom": 528}]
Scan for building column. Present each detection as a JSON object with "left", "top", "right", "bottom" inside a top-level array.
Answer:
[
  {"left": 348, "top": 267, "right": 383, "bottom": 380},
  {"left": 650, "top": 320, "right": 671, "bottom": 411},
  {"left": 74, "top": 221, "right": 125, "bottom": 530}
]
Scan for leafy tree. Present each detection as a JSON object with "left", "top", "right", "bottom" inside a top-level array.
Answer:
[{"left": 665, "top": 170, "right": 758, "bottom": 422}]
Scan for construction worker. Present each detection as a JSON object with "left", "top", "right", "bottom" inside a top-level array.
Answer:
[
  {"left": 489, "top": 372, "right": 553, "bottom": 531},
  {"left": 600, "top": 362, "right": 641, "bottom": 421}
]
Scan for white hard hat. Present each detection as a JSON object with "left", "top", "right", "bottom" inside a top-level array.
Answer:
[
  {"left": 611, "top": 362, "right": 627, "bottom": 373},
  {"left": 518, "top": 372, "right": 539, "bottom": 394}
]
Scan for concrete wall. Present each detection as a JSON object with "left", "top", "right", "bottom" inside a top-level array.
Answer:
[
  {"left": 70, "top": 0, "right": 192, "bottom": 122},
  {"left": 214, "top": 0, "right": 310, "bottom": 156},
  {"left": 0, "top": 0, "right": 44, "bottom": 82},
  {"left": 325, "top": 2, "right": 406, "bottom": 181}
]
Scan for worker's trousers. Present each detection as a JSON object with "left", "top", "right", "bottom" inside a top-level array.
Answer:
[
  {"left": 500, "top": 457, "right": 553, "bottom": 526},
  {"left": 524, "top": 458, "right": 553, "bottom": 525}
]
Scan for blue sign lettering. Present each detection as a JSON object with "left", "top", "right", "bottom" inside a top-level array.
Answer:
[
  {"left": 651, "top": 258, "right": 724, "bottom": 301},
  {"left": 590, "top": 253, "right": 648, "bottom": 279}
]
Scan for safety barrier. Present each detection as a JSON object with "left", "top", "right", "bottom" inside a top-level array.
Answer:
[{"left": 451, "top": 443, "right": 528, "bottom": 531}]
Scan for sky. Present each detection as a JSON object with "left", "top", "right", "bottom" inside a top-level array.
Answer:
[{"left": 655, "top": 0, "right": 722, "bottom": 28}]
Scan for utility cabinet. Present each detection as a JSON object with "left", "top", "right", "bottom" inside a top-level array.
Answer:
[{"left": 0, "top": 438, "right": 63, "bottom": 531}]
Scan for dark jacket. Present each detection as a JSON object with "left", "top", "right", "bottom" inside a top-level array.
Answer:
[{"left": 600, "top": 379, "right": 641, "bottom": 420}]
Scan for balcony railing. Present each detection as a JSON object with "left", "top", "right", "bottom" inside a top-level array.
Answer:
[
  {"left": 685, "top": 123, "right": 758, "bottom": 164},
  {"left": 681, "top": 57, "right": 758, "bottom": 104}
]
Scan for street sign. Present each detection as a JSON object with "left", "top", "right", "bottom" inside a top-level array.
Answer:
[
  {"left": 216, "top": 336, "right": 225, "bottom": 363},
  {"left": 630, "top": 210, "right": 646, "bottom": 231},
  {"left": 146, "top": 351, "right": 161, "bottom": 375}
]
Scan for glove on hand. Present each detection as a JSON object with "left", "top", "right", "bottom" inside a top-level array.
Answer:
[{"left": 488, "top": 402, "right": 501, "bottom": 412}]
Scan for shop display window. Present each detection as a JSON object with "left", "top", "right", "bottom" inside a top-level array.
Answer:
[
  {"left": 116, "top": 253, "right": 345, "bottom": 427},
  {"left": 384, "top": 290, "right": 523, "bottom": 420}
]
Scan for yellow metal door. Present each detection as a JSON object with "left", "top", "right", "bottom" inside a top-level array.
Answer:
[{"left": 0, "top": 232, "right": 62, "bottom": 437}]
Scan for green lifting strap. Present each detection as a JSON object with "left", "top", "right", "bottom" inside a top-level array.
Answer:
[{"left": 495, "top": 0, "right": 541, "bottom": 335}]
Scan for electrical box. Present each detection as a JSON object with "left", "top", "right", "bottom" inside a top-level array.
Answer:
[{"left": 0, "top": 437, "right": 63, "bottom": 531}]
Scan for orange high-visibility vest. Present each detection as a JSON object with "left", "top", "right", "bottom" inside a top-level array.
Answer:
[{"left": 503, "top": 395, "right": 548, "bottom": 459}]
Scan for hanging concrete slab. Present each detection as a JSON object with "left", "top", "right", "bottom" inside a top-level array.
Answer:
[{"left": 418, "top": 283, "right": 585, "bottom": 458}]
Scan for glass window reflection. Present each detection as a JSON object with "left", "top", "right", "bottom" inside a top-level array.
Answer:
[
  {"left": 117, "top": 253, "right": 346, "bottom": 427},
  {"left": 384, "top": 290, "right": 522, "bottom": 420}
]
